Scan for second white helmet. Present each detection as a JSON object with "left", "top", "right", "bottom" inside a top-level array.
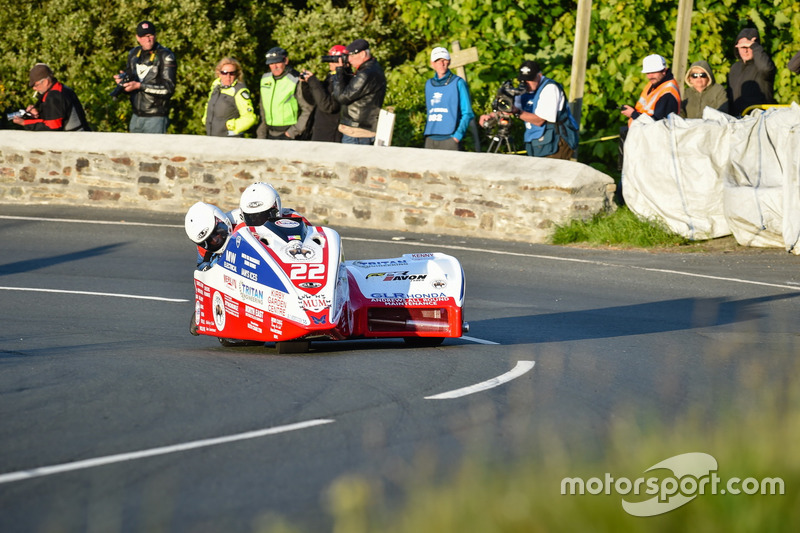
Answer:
[{"left": 239, "top": 182, "right": 282, "bottom": 226}]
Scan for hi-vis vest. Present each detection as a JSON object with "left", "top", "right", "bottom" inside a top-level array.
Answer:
[
  {"left": 630, "top": 78, "right": 681, "bottom": 127},
  {"left": 260, "top": 73, "right": 299, "bottom": 127}
]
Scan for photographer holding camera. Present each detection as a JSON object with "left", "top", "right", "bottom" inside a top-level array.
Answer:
[
  {"left": 331, "top": 39, "right": 386, "bottom": 145},
  {"left": 256, "top": 46, "right": 314, "bottom": 140},
  {"left": 480, "top": 60, "right": 578, "bottom": 159},
  {"left": 13, "top": 63, "right": 90, "bottom": 131},
  {"left": 301, "top": 44, "right": 351, "bottom": 142},
  {"left": 114, "top": 21, "right": 176, "bottom": 134}
]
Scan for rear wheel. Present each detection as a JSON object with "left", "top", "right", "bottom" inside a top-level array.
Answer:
[{"left": 403, "top": 337, "right": 445, "bottom": 347}]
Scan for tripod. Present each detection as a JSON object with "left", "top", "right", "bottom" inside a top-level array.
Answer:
[{"left": 484, "top": 116, "right": 516, "bottom": 154}]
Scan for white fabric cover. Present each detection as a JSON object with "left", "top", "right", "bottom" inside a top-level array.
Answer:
[{"left": 622, "top": 103, "right": 800, "bottom": 253}]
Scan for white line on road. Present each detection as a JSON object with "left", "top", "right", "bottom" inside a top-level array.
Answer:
[
  {"left": 0, "top": 286, "right": 189, "bottom": 303},
  {"left": 0, "top": 215, "right": 182, "bottom": 228},
  {"left": 460, "top": 335, "right": 500, "bottom": 345},
  {"left": 7, "top": 215, "right": 798, "bottom": 292},
  {"left": 344, "top": 237, "right": 800, "bottom": 292},
  {"left": 0, "top": 419, "right": 335, "bottom": 485},
  {"left": 425, "top": 361, "right": 535, "bottom": 400}
]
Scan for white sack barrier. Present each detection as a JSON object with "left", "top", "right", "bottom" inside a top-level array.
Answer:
[{"left": 622, "top": 103, "right": 800, "bottom": 253}]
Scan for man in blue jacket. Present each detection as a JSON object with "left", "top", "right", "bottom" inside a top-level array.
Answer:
[{"left": 423, "top": 47, "right": 474, "bottom": 151}]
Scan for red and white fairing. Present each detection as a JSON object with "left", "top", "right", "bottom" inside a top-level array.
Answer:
[{"left": 193, "top": 219, "right": 465, "bottom": 344}]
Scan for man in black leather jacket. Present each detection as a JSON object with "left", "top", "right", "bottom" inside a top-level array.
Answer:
[
  {"left": 331, "top": 39, "right": 386, "bottom": 144},
  {"left": 114, "top": 21, "right": 177, "bottom": 133}
]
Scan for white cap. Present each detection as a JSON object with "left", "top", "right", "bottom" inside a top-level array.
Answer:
[
  {"left": 431, "top": 47, "right": 450, "bottom": 62},
  {"left": 641, "top": 54, "right": 667, "bottom": 73}
]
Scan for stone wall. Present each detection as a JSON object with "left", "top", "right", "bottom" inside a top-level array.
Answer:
[{"left": 0, "top": 130, "right": 615, "bottom": 243}]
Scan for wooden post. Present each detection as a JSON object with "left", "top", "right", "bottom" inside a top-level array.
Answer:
[
  {"left": 673, "top": 0, "right": 694, "bottom": 98},
  {"left": 569, "top": 0, "right": 592, "bottom": 157},
  {"left": 450, "top": 40, "right": 481, "bottom": 151}
]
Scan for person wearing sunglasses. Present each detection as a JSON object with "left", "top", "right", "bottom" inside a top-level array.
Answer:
[
  {"left": 256, "top": 46, "right": 314, "bottom": 140},
  {"left": 727, "top": 28, "right": 775, "bottom": 117},
  {"left": 680, "top": 61, "right": 728, "bottom": 119},
  {"left": 203, "top": 58, "right": 257, "bottom": 137}
]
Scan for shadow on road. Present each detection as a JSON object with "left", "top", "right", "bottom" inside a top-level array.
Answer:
[
  {"left": 468, "top": 293, "right": 800, "bottom": 344},
  {"left": 0, "top": 244, "right": 126, "bottom": 276}
]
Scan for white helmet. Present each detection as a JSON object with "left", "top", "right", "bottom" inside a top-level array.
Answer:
[
  {"left": 184, "top": 202, "right": 232, "bottom": 253},
  {"left": 239, "top": 182, "right": 282, "bottom": 226}
]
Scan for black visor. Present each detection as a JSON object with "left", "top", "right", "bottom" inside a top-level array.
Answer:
[
  {"left": 202, "top": 221, "right": 229, "bottom": 252},
  {"left": 243, "top": 208, "right": 279, "bottom": 226}
]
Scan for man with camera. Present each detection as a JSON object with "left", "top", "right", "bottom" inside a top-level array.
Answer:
[
  {"left": 113, "top": 21, "right": 176, "bottom": 134},
  {"left": 480, "top": 60, "right": 578, "bottom": 159},
  {"left": 257, "top": 46, "right": 314, "bottom": 140},
  {"left": 13, "top": 63, "right": 90, "bottom": 131},
  {"left": 331, "top": 39, "right": 386, "bottom": 145},
  {"left": 300, "top": 44, "right": 351, "bottom": 142},
  {"left": 423, "top": 47, "right": 474, "bottom": 151}
]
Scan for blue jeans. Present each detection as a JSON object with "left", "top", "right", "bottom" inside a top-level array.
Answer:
[
  {"left": 342, "top": 134, "right": 374, "bottom": 145},
  {"left": 130, "top": 114, "right": 168, "bottom": 134}
]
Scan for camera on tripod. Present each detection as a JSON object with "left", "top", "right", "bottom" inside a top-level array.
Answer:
[
  {"left": 110, "top": 72, "right": 131, "bottom": 98},
  {"left": 491, "top": 80, "right": 526, "bottom": 113}
]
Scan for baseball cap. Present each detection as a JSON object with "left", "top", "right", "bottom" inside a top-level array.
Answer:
[
  {"left": 328, "top": 45, "right": 348, "bottom": 56},
  {"left": 265, "top": 47, "right": 288, "bottom": 65},
  {"left": 136, "top": 21, "right": 156, "bottom": 37},
  {"left": 28, "top": 63, "right": 53, "bottom": 87},
  {"left": 431, "top": 47, "right": 450, "bottom": 62},
  {"left": 642, "top": 54, "right": 667, "bottom": 73},
  {"left": 346, "top": 39, "right": 369, "bottom": 54},
  {"left": 517, "top": 60, "right": 541, "bottom": 81}
]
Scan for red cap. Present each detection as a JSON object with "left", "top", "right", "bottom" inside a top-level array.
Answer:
[{"left": 328, "top": 45, "right": 348, "bottom": 56}]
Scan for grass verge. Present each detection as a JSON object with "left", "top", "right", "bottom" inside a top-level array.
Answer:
[{"left": 551, "top": 206, "right": 690, "bottom": 248}]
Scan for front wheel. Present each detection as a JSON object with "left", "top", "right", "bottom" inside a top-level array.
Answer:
[{"left": 403, "top": 337, "right": 445, "bottom": 347}]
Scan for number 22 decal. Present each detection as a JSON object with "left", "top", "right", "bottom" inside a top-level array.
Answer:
[{"left": 290, "top": 263, "right": 325, "bottom": 280}]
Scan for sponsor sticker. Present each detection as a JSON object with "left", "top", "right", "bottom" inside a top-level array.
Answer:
[
  {"left": 275, "top": 219, "right": 301, "bottom": 228},
  {"left": 212, "top": 291, "right": 226, "bottom": 331}
]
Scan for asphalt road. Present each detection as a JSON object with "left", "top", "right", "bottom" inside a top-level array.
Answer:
[{"left": 1, "top": 205, "right": 798, "bottom": 532}]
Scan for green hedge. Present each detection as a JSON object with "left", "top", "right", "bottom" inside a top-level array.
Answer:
[{"left": 1, "top": 0, "right": 798, "bottom": 173}]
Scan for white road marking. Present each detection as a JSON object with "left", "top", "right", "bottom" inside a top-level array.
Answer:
[
  {"left": 343, "top": 237, "right": 800, "bottom": 292},
  {"left": 5, "top": 215, "right": 796, "bottom": 291},
  {"left": 0, "top": 419, "right": 335, "bottom": 485},
  {"left": 460, "top": 335, "right": 500, "bottom": 345},
  {"left": 425, "top": 360, "right": 535, "bottom": 400},
  {"left": 0, "top": 286, "right": 188, "bottom": 303},
  {"left": 0, "top": 215, "right": 182, "bottom": 228}
]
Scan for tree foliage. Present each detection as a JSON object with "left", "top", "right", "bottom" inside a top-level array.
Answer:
[{"left": 1, "top": 0, "right": 798, "bottom": 172}]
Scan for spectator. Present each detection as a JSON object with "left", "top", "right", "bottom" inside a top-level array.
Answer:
[
  {"left": 256, "top": 46, "right": 314, "bottom": 140},
  {"left": 423, "top": 47, "right": 475, "bottom": 151},
  {"left": 301, "top": 45, "right": 350, "bottom": 142},
  {"left": 202, "top": 57, "right": 257, "bottom": 137},
  {"left": 14, "top": 63, "right": 90, "bottom": 131},
  {"left": 332, "top": 38, "right": 386, "bottom": 145},
  {"left": 680, "top": 60, "right": 729, "bottom": 118},
  {"left": 114, "top": 20, "right": 177, "bottom": 134},
  {"left": 621, "top": 54, "right": 681, "bottom": 126},
  {"left": 727, "top": 28, "right": 776, "bottom": 117},
  {"left": 617, "top": 54, "right": 680, "bottom": 175},
  {"left": 789, "top": 50, "right": 800, "bottom": 74},
  {"left": 479, "top": 60, "right": 578, "bottom": 159}
]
